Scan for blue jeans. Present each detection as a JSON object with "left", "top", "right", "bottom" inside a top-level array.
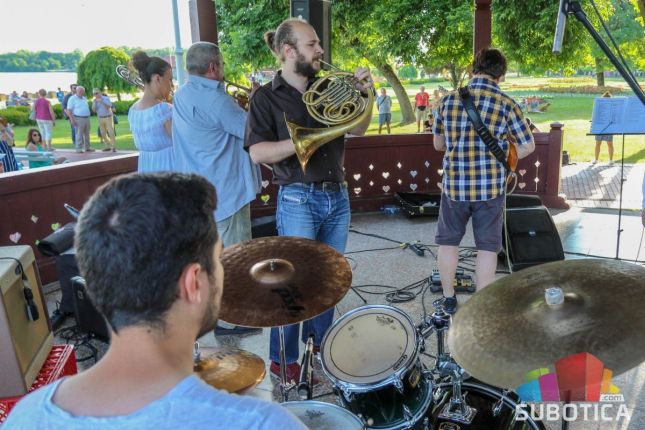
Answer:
[{"left": 269, "top": 183, "right": 350, "bottom": 364}]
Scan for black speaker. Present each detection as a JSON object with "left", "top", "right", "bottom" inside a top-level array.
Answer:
[
  {"left": 251, "top": 215, "right": 277, "bottom": 238},
  {"left": 291, "top": 0, "right": 332, "bottom": 66},
  {"left": 506, "top": 194, "right": 543, "bottom": 209},
  {"left": 503, "top": 205, "right": 564, "bottom": 272},
  {"left": 56, "top": 253, "right": 80, "bottom": 314},
  {"left": 71, "top": 276, "right": 110, "bottom": 341}
]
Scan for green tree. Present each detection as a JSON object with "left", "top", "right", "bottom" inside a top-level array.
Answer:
[
  {"left": 77, "top": 47, "right": 133, "bottom": 101},
  {"left": 494, "top": 0, "right": 594, "bottom": 74},
  {"left": 591, "top": 0, "right": 644, "bottom": 86},
  {"left": 215, "top": 0, "right": 287, "bottom": 82},
  {"left": 417, "top": 0, "right": 473, "bottom": 90},
  {"left": 398, "top": 64, "right": 418, "bottom": 79}
]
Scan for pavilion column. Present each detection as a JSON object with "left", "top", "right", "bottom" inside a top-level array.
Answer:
[
  {"left": 474, "top": 0, "right": 492, "bottom": 56},
  {"left": 188, "top": 0, "right": 218, "bottom": 44}
]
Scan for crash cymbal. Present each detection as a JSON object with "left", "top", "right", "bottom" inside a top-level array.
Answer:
[
  {"left": 194, "top": 346, "right": 266, "bottom": 394},
  {"left": 448, "top": 259, "right": 645, "bottom": 389},
  {"left": 219, "top": 236, "right": 352, "bottom": 327}
]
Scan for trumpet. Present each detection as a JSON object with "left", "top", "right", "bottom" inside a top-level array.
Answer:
[
  {"left": 116, "top": 65, "right": 252, "bottom": 109},
  {"left": 286, "top": 61, "right": 374, "bottom": 171}
]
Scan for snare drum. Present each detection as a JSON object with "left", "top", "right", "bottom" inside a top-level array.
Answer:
[
  {"left": 282, "top": 401, "right": 365, "bottom": 429},
  {"left": 321, "top": 305, "right": 432, "bottom": 430}
]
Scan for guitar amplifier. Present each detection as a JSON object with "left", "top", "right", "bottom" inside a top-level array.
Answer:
[
  {"left": 0, "top": 246, "right": 53, "bottom": 397},
  {"left": 71, "top": 276, "right": 110, "bottom": 342}
]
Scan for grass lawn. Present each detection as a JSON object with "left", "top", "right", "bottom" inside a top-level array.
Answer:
[{"left": 10, "top": 77, "right": 643, "bottom": 163}]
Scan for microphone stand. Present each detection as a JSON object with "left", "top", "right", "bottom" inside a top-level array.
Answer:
[{"left": 297, "top": 335, "right": 315, "bottom": 400}]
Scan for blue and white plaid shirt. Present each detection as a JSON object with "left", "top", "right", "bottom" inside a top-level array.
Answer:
[{"left": 433, "top": 76, "right": 534, "bottom": 201}]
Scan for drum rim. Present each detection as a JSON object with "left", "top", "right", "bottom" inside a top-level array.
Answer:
[
  {"left": 339, "top": 374, "right": 434, "bottom": 430},
  {"left": 434, "top": 381, "right": 546, "bottom": 430},
  {"left": 321, "top": 304, "right": 419, "bottom": 392},
  {"left": 281, "top": 400, "right": 365, "bottom": 427}
]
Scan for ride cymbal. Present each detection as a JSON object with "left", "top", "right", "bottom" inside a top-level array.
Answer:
[
  {"left": 448, "top": 259, "right": 645, "bottom": 389},
  {"left": 194, "top": 346, "right": 266, "bottom": 394},
  {"left": 219, "top": 236, "right": 352, "bottom": 327}
]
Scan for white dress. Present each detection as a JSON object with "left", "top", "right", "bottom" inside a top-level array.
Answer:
[{"left": 128, "top": 102, "right": 174, "bottom": 172}]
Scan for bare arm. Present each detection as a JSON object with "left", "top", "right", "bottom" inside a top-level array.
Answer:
[
  {"left": 515, "top": 140, "right": 535, "bottom": 159},
  {"left": 249, "top": 139, "right": 295, "bottom": 164},
  {"left": 49, "top": 103, "right": 56, "bottom": 126}
]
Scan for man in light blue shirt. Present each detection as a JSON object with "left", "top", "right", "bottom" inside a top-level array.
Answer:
[
  {"left": 65, "top": 86, "right": 94, "bottom": 153},
  {"left": 376, "top": 87, "right": 392, "bottom": 134},
  {"left": 173, "top": 42, "right": 261, "bottom": 336},
  {"left": 3, "top": 173, "right": 304, "bottom": 430}
]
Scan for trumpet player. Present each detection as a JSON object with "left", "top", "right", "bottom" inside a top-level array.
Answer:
[
  {"left": 244, "top": 18, "right": 374, "bottom": 383},
  {"left": 173, "top": 42, "right": 262, "bottom": 337}
]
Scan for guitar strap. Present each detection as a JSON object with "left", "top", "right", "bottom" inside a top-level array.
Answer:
[{"left": 458, "top": 87, "right": 512, "bottom": 172}]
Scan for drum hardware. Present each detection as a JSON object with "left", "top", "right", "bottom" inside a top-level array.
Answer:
[
  {"left": 297, "top": 335, "right": 315, "bottom": 400},
  {"left": 218, "top": 236, "right": 352, "bottom": 402}
]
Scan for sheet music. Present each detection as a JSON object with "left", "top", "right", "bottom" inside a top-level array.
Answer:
[{"left": 591, "top": 96, "right": 645, "bottom": 134}]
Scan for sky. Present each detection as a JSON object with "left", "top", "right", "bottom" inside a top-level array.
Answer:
[{"left": 2, "top": 0, "right": 195, "bottom": 54}]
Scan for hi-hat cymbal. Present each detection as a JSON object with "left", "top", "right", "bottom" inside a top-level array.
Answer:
[
  {"left": 448, "top": 259, "right": 645, "bottom": 389},
  {"left": 219, "top": 236, "right": 352, "bottom": 328},
  {"left": 194, "top": 346, "right": 266, "bottom": 394}
]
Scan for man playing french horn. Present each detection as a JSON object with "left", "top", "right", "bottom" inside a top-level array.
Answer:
[{"left": 244, "top": 18, "right": 374, "bottom": 383}]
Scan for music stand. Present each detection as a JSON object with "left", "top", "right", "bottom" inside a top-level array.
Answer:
[{"left": 589, "top": 96, "right": 645, "bottom": 259}]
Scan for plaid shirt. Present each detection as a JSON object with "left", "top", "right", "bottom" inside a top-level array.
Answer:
[{"left": 433, "top": 76, "right": 534, "bottom": 201}]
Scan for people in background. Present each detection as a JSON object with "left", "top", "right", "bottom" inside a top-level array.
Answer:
[
  {"left": 62, "top": 84, "right": 77, "bottom": 147},
  {"left": 376, "top": 88, "right": 392, "bottom": 134},
  {"left": 24, "top": 129, "right": 67, "bottom": 168},
  {"left": 414, "top": 86, "right": 429, "bottom": 132},
  {"left": 592, "top": 91, "right": 614, "bottom": 166},
  {"left": 92, "top": 88, "right": 116, "bottom": 152},
  {"left": 33, "top": 89, "right": 57, "bottom": 151},
  {"left": 65, "top": 86, "right": 94, "bottom": 153}
]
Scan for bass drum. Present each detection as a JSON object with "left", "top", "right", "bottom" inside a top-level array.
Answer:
[{"left": 431, "top": 382, "right": 545, "bottom": 430}]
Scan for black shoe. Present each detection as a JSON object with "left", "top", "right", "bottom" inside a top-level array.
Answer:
[
  {"left": 443, "top": 296, "right": 458, "bottom": 315},
  {"left": 215, "top": 326, "right": 262, "bottom": 336},
  {"left": 50, "top": 310, "right": 72, "bottom": 331}
]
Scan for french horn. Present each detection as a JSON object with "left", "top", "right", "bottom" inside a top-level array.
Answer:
[{"left": 286, "top": 61, "right": 374, "bottom": 171}]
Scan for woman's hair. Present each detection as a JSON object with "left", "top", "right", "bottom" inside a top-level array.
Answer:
[
  {"left": 264, "top": 18, "right": 306, "bottom": 62},
  {"left": 25, "top": 128, "right": 40, "bottom": 147},
  {"left": 131, "top": 51, "right": 171, "bottom": 84},
  {"left": 602, "top": 91, "right": 612, "bottom": 97},
  {"left": 38, "top": 89, "right": 46, "bottom": 97}
]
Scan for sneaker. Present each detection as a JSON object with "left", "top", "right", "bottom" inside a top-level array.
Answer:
[
  {"left": 269, "top": 362, "right": 320, "bottom": 385},
  {"left": 607, "top": 161, "right": 614, "bottom": 166},
  {"left": 112, "top": 148, "right": 117, "bottom": 152},
  {"left": 102, "top": 147, "right": 111, "bottom": 152},
  {"left": 591, "top": 159, "right": 598, "bottom": 165},
  {"left": 86, "top": 148, "right": 96, "bottom": 152},
  {"left": 443, "top": 295, "right": 458, "bottom": 314},
  {"left": 215, "top": 325, "right": 262, "bottom": 336}
]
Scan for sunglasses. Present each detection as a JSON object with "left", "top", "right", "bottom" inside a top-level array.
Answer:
[{"left": 32, "top": 133, "right": 40, "bottom": 136}]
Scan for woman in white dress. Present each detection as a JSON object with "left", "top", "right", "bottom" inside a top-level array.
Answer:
[{"left": 128, "top": 51, "right": 174, "bottom": 172}]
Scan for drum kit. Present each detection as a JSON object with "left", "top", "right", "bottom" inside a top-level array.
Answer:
[{"left": 192, "top": 236, "right": 645, "bottom": 430}]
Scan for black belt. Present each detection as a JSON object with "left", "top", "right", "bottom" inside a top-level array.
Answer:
[
  {"left": 99, "top": 115, "right": 112, "bottom": 118},
  {"left": 74, "top": 116, "right": 89, "bottom": 118},
  {"left": 293, "top": 181, "right": 345, "bottom": 193}
]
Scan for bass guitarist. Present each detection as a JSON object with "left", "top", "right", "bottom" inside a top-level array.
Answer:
[{"left": 432, "top": 47, "right": 535, "bottom": 314}]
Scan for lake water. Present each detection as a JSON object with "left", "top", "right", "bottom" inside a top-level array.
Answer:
[{"left": 0, "top": 72, "right": 78, "bottom": 95}]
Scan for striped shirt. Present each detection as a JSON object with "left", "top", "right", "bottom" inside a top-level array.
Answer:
[
  {"left": 0, "top": 140, "right": 19, "bottom": 172},
  {"left": 433, "top": 76, "right": 534, "bottom": 201}
]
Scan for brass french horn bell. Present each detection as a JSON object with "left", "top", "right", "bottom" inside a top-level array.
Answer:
[{"left": 286, "top": 61, "right": 374, "bottom": 171}]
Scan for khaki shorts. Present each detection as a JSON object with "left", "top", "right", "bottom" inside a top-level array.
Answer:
[{"left": 415, "top": 107, "right": 427, "bottom": 122}]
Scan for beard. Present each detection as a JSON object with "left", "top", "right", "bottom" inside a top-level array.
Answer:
[
  {"left": 294, "top": 50, "right": 320, "bottom": 79},
  {"left": 196, "top": 274, "right": 220, "bottom": 339}
]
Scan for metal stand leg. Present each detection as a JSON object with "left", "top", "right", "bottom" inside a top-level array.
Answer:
[{"left": 278, "top": 325, "right": 294, "bottom": 402}]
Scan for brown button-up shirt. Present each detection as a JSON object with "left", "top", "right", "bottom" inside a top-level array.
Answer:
[{"left": 244, "top": 71, "right": 345, "bottom": 186}]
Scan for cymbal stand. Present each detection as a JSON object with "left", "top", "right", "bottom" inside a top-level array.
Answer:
[
  {"left": 278, "top": 325, "right": 296, "bottom": 402},
  {"left": 419, "top": 299, "right": 476, "bottom": 424}
]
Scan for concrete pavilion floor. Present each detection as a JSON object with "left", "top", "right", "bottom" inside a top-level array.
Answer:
[{"left": 42, "top": 161, "right": 645, "bottom": 430}]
